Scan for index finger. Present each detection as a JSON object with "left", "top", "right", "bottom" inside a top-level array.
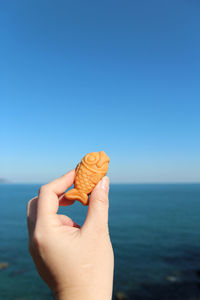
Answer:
[{"left": 37, "top": 169, "right": 75, "bottom": 217}]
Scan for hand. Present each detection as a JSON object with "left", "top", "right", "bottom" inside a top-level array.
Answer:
[{"left": 27, "top": 170, "right": 114, "bottom": 300}]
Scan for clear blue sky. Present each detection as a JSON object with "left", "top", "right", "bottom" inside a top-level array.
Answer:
[{"left": 1, "top": 0, "right": 200, "bottom": 183}]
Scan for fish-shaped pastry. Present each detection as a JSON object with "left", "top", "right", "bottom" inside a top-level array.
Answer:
[{"left": 64, "top": 151, "right": 110, "bottom": 205}]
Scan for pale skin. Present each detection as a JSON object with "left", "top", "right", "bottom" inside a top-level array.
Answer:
[{"left": 27, "top": 170, "right": 114, "bottom": 300}]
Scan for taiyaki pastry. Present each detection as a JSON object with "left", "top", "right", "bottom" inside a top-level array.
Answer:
[{"left": 64, "top": 151, "right": 110, "bottom": 205}]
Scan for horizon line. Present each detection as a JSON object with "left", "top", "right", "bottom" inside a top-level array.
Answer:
[{"left": 1, "top": 181, "right": 200, "bottom": 185}]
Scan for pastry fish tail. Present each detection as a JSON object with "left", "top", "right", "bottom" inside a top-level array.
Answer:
[{"left": 64, "top": 188, "right": 88, "bottom": 206}]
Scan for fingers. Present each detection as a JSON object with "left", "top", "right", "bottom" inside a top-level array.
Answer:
[
  {"left": 27, "top": 195, "right": 75, "bottom": 237},
  {"left": 82, "top": 176, "right": 110, "bottom": 233},
  {"left": 37, "top": 169, "right": 75, "bottom": 217},
  {"left": 27, "top": 196, "right": 38, "bottom": 237},
  {"left": 44, "top": 169, "right": 75, "bottom": 195},
  {"left": 27, "top": 169, "right": 75, "bottom": 239}
]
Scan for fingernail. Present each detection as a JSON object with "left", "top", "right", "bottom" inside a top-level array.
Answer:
[{"left": 98, "top": 176, "right": 109, "bottom": 191}]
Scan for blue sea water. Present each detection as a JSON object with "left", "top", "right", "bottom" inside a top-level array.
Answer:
[{"left": 0, "top": 184, "right": 200, "bottom": 300}]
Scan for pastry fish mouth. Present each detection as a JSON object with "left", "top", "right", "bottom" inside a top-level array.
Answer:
[{"left": 96, "top": 151, "right": 110, "bottom": 168}]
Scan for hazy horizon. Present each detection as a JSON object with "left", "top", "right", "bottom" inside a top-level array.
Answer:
[{"left": 1, "top": 178, "right": 200, "bottom": 185}]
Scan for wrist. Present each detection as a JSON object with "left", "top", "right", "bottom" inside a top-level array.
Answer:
[{"left": 55, "top": 287, "right": 112, "bottom": 300}]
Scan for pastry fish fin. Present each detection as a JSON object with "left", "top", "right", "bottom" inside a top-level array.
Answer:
[{"left": 64, "top": 188, "right": 88, "bottom": 206}]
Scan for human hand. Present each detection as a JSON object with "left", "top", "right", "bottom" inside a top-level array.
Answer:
[{"left": 27, "top": 170, "right": 114, "bottom": 300}]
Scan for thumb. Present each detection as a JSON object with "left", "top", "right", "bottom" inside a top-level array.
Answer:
[{"left": 82, "top": 176, "right": 110, "bottom": 233}]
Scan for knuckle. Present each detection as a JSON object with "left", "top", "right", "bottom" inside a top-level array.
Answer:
[
  {"left": 27, "top": 198, "right": 33, "bottom": 209},
  {"left": 38, "top": 184, "right": 48, "bottom": 195},
  {"left": 27, "top": 196, "right": 37, "bottom": 213},
  {"left": 27, "top": 200, "right": 31, "bottom": 213}
]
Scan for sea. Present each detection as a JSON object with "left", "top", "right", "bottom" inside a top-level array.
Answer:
[{"left": 0, "top": 183, "right": 200, "bottom": 300}]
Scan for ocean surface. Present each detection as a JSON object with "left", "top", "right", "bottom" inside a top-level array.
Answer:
[{"left": 0, "top": 183, "right": 200, "bottom": 300}]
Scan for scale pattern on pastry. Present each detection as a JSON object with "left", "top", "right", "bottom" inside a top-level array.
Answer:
[{"left": 64, "top": 151, "right": 110, "bottom": 205}]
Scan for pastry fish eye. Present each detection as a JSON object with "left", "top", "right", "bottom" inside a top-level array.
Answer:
[{"left": 85, "top": 154, "right": 98, "bottom": 164}]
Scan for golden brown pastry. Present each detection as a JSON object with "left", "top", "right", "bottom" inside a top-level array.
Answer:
[{"left": 64, "top": 151, "right": 110, "bottom": 205}]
